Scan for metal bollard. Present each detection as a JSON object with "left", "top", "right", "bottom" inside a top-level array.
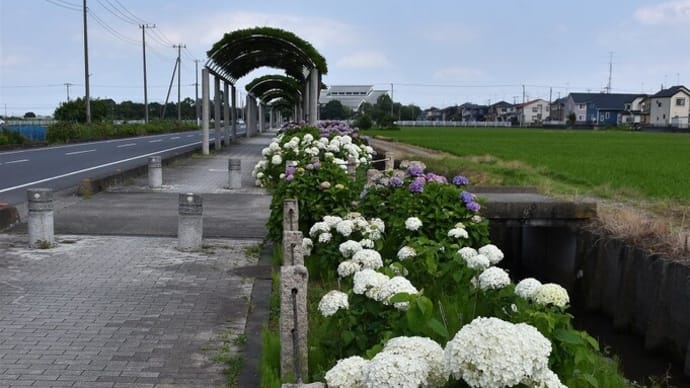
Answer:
[
  {"left": 177, "top": 193, "right": 203, "bottom": 251},
  {"left": 282, "top": 230, "right": 304, "bottom": 266},
  {"left": 148, "top": 156, "right": 162, "bottom": 189},
  {"left": 385, "top": 151, "right": 394, "bottom": 170},
  {"left": 27, "top": 188, "right": 54, "bottom": 248},
  {"left": 283, "top": 199, "right": 299, "bottom": 232},
  {"left": 228, "top": 159, "right": 242, "bottom": 189}
]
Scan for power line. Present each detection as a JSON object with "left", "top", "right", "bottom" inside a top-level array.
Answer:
[
  {"left": 44, "top": 0, "right": 80, "bottom": 11},
  {"left": 113, "top": 0, "right": 149, "bottom": 24},
  {"left": 95, "top": 0, "right": 138, "bottom": 25},
  {"left": 88, "top": 9, "right": 138, "bottom": 45}
]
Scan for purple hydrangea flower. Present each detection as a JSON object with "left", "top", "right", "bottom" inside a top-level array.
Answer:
[
  {"left": 388, "top": 176, "right": 404, "bottom": 188},
  {"left": 407, "top": 164, "right": 425, "bottom": 177},
  {"left": 285, "top": 166, "right": 296, "bottom": 176},
  {"left": 425, "top": 173, "right": 448, "bottom": 184},
  {"left": 466, "top": 201, "right": 481, "bottom": 212},
  {"left": 460, "top": 191, "right": 475, "bottom": 204},
  {"left": 452, "top": 175, "right": 470, "bottom": 186},
  {"left": 285, "top": 174, "right": 295, "bottom": 182},
  {"left": 409, "top": 177, "right": 426, "bottom": 193}
]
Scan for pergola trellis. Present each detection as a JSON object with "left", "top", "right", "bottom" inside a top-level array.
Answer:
[{"left": 199, "top": 27, "right": 327, "bottom": 154}]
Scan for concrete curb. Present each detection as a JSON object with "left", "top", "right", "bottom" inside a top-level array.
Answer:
[{"left": 238, "top": 241, "right": 275, "bottom": 387}]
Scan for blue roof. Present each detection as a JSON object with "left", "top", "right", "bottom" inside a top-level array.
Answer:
[{"left": 569, "top": 93, "right": 641, "bottom": 110}]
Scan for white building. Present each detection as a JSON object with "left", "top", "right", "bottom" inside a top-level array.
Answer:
[
  {"left": 515, "top": 99, "right": 550, "bottom": 125},
  {"left": 319, "top": 85, "right": 389, "bottom": 111},
  {"left": 649, "top": 85, "right": 690, "bottom": 127}
]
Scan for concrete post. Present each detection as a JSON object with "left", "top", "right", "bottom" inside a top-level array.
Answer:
[
  {"left": 214, "top": 76, "right": 222, "bottom": 150},
  {"left": 269, "top": 108, "right": 274, "bottom": 129},
  {"left": 309, "top": 69, "right": 319, "bottom": 125},
  {"left": 282, "top": 231, "right": 304, "bottom": 266},
  {"left": 228, "top": 159, "right": 242, "bottom": 189},
  {"left": 178, "top": 193, "right": 203, "bottom": 251},
  {"left": 280, "top": 264, "right": 309, "bottom": 382},
  {"left": 283, "top": 199, "right": 299, "bottom": 232},
  {"left": 246, "top": 94, "right": 253, "bottom": 138},
  {"left": 27, "top": 188, "right": 54, "bottom": 248},
  {"left": 367, "top": 168, "right": 379, "bottom": 185},
  {"left": 201, "top": 68, "right": 210, "bottom": 155},
  {"left": 303, "top": 83, "right": 309, "bottom": 123},
  {"left": 258, "top": 103, "right": 264, "bottom": 134},
  {"left": 385, "top": 151, "right": 394, "bottom": 170},
  {"left": 347, "top": 155, "right": 357, "bottom": 177},
  {"left": 148, "top": 155, "right": 162, "bottom": 189},
  {"left": 224, "top": 81, "right": 231, "bottom": 145},
  {"left": 231, "top": 84, "right": 237, "bottom": 141}
]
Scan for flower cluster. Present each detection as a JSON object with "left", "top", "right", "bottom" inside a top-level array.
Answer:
[
  {"left": 318, "top": 290, "right": 349, "bottom": 317},
  {"left": 324, "top": 355, "right": 368, "bottom": 388},
  {"left": 459, "top": 190, "right": 481, "bottom": 213},
  {"left": 447, "top": 222, "right": 469, "bottom": 239},
  {"left": 444, "top": 316, "right": 556, "bottom": 388},
  {"left": 309, "top": 213, "right": 385, "bottom": 246},
  {"left": 533, "top": 283, "right": 570, "bottom": 308},
  {"left": 396, "top": 246, "right": 417, "bottom": 261},
  {"left": 514, "top": 277, "right": 542, "bottom": 300},
  {"left": 351, "top": 269, "right": 419, "bottom": 310},
  {"left": 477, "top": 266, "right": 511, "bottom": 290},
  {"left": 457, "top": 244, "right": 504, "bottom": 271},
  {"left": 404, "top": 217, "right": 423, "bottom": 231}
]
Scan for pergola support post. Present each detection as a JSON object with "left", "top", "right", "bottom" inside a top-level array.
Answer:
[{"left": 201, "top": 68, "right": 210, "bottom": 155}]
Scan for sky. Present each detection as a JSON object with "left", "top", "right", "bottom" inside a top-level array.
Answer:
[{"left": 1, "top": 0, "right": 689, "bottom": 117}]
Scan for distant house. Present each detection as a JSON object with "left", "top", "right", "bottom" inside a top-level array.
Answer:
[
  {"left": 319, "top": 85, "right": 389, "bottom": 111},
  {"left": 487, "top": 101, "right": 516, "bottom": 122},
  {"left": 459, "top": 103, "right": 488, "bottom": 121},
  {"left": 515, "top": 99, "right": 550, "bottom": 125},
  {"left": 564, "top": 93, "right": 640, "bottom": 125},
  {"left": 619, "top": 95, "right": 650, "bottom": 126},
  {"left": 648, "top": 85, "right": 690, "bottom": 128},
  {"left": 549, "top": 97, "right": 567, "bottom": 122}
]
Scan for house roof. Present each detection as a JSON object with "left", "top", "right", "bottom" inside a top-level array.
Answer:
[
  {"left": 514, "top": 99, "right": 547, "bottom": 109},
  {"left": 490, "top": 100, "right": 513, "bottom": 108},
  {"left": 651, "top": 85, "right": 690, "bottom": 98},
  {"left": 568, "top": 93, "right": 641, "bottom": 110}
]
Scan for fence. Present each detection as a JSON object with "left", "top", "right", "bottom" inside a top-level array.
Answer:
[
  {"left": 2, "top": 120, "right": 53, "bottom": 141},
  {"left": 395, "top": 120, "right": 512, "bottom": 127}
]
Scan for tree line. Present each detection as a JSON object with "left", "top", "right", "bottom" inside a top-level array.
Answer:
[{"left": 319, "top": 94, "right": 422, "bottom": 129}]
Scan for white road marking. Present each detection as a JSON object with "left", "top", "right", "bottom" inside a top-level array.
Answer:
[
  {"left": 170, "top": 136, "right": 180, "bottom": 140},
  {"left": 149, "top": 139, "right": 163, "bottom": 143},
  {"left": 0, "top": 141, "right": 201, "bottom": 194},
  {"left": 65, "top": 149, "right": 96, "bottom": 156},
  {"left": 117, "top": 143, "right": 137, "bottom": 148},
  {"left": 5, "top": 159, "right": 29, "bottom": 164},
  {"left": 187, "top": 135, "right": 195, "bottom": 138}
]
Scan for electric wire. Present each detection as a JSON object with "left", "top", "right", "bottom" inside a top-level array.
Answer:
[
  {"left": 44, "top": 0, "right": 80, "bottom": 11},
  {"left": 95, "top": 0, "right": 138, "bottom": 25},
  {"left": 88, "top": 9, "right": 139, "bottom": 45}
]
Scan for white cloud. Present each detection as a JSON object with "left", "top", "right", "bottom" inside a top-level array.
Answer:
[
  {"left": 335, "top": 51, "right": 391, "bottom": 69},
  {"left": 634, "top": 0, "right": 690, "bottom": 24},
  {"left": 433, "top": 66, "right": 483, "bottom": 81}
]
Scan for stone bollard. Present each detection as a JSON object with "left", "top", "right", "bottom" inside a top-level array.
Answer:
[
  {"left": 27, "top": 188, "right": 54, "bottom": 248},
  {"left": 367, "top": 168, "right": 379, "bottom": 185},
  {"left": 148, "top": 156, "right": 163, "bottom": 189},
  {"left": 385, "top": 151, "right": 394, "bottom": 170},
  {"left": 177, "top": 193, "right": 203, "bottom": 251},
  {"left": 228, "top": 159, "right": 242, "bottom": 189},
  {"left": 282, "top": 231, "right": 304, "bottom": 266},
  {"left": 283, "top": 199, "right": 299, "bottom": 232},
  {"left": 280, "top": 265, "right": 309, "bottom": 382},
  {"left": 347, "top": 156, "right": 357, "bottom": 177}
]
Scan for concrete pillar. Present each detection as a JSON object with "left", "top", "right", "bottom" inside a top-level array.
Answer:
[
  {"left": 385, "top": 151, "right": 394, "bottom": 170},
  {"left": 228, "top": 159, "right": 242, "bottom": 189},
  {"left": 214, "top": 76, "right": 222, "bottom": 150},
  {"left": 231, "top": 84, "right": 237, "bottom": 141},
  {"left": 282, "top": 230, "right": 304, "bottom": 266},
  {"left": 201, "top": 68, "right": 210, "bottom": 155},
  {"left": 258, "top": 103, "right": 264, "bottom": 134},
  {"left": 303, "top": 83, "right": 309, "bottom": 123},
  {"left": 246, "top": 94, "right": 253, "bottom": 138},
  {"left": 283, "top": 199, "right": 299, "bottom": 232},
  {"left": 27, "top": 188, "right": 54, "bottom": 248},
  {"left": 224, "top": 81, "right": 231, "bottom": 145},
  {"left": 148, "top": 155, "right": 162, "bottom": 189},
  {"left": 178, "top": 193, "right": 203, "bottom": 251},
  {"left": 309, "top": 69, "right": 319, "bottom": 125},
  {"left": 269, "top": 108, "right": 274, "bottom": 129},
  {"left": 280, "top": 264, "right": 309, "bottom": 382},
  {"left": 347, "top": 155, "right": 357, "bottom": 177},
  {"left": 367, "top": 168, "right": 379, "bottom": 185}
]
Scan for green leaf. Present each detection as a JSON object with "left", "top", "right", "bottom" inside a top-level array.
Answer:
[
  {"left": 426, "top": 318, "right": 449, "bottom": 339},
  {"left": 341, "top": 330, "right": 355, "bottom": 346},
  {"left": 415, "top": 296, "right": 434, "bottom": 319},
  {"left": 581, "top": 372, "right": 599, "bottom": 387},
  {"left": 554, "top": 329, "right": 584, "bottom": 345}
]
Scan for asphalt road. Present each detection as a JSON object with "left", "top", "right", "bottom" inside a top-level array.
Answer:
[{"left": 0, "top": 129, "right": 243, "bottom": 206}]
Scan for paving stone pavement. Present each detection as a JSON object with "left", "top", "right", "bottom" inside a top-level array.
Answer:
[{"left": 0, "top": 131, "right": 277, "bottom": 387}]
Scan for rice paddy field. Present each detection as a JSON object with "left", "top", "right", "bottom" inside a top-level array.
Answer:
[{"left": 367, "top": 127, "right": 690, "bottom": 201}]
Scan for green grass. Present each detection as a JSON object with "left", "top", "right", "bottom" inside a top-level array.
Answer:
[{"left": 367, "top": 127, "right": 690, "bottom": 200}]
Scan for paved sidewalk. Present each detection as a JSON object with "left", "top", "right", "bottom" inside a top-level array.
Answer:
[{"left": 0, "top": 133, "right": 276, "bottom": 387}]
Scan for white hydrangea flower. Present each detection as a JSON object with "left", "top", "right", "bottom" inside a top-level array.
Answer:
[
  {"left": 364, "top": 351, "right": 429, "bottom": 388},
  {"left": 256, "top": 172, "right": 264, "bottom": 179},
  {"left": 478, "top": 244, "right": 504, "bottom": 264},
  {"left": 318, "top": 290, "right": 349, "bottom": 317},
  {"left": 515, "top": 277, "right": 543, "bottom": 301},
  {"left": 383, "top": 336, "right": 449, "bottom": 387},
  {"left": 261, "top": 147, "right": 271, "bottom": 156},
  {"left": 302, "top": 237, "right": 313, "bottom": 256},
  {"left": 301, "top": 133, "right": 314, "bottom": 145},
  {"left": 323, "top": 215, "right": 343, "bottom": 229},
  {"left": 531, "top": 369, "right": 567, "bottom": 388},
  {"left": 309, "top": 221, "right": 329, "bottom": 238},
  {"left": 533, "top": 283, "right": 570, "bottom": 307},
  {"left": 465, "top": 253, "right": 491, "bottom": 271},
  {"left": 444, "top": 317, "right": 552, "bottom": 388},
  {"left": 352, "top": 249, "right": 383, "bottom": 270},
  {"left": 337, "top": 260, "right": 360, "bottom": 278},
  {"left": 339, "top": 240, "right": 363, "bottom": 258},
  {"left": 341, "top": 135, "right": 353, "bottom": 144},
  {"left": 477, "top": 266, "right": 511, "bottom": 290},
  {"left": 471, "top": 215, "right": 483, "bottom": 223},
  {"left": 396, "top": 246, "right": 417, "bottom": 261},
  {"left": 376, "top": 276, "right": 419, "bottom": 309},
  {"left": 448, "top": 227, "right": 469, "bottom": 239},
  {"left": 318, "top": 232, "right": 332, "bottom": 243},
  {"left": 268, "top": 141, "right": 280, "bottom": 152},
  {"left": 370, "top": 217, "right": 386, "bottom": 232},
  {"left": 405, "top": 217, "right": 423, "bottom": 231},
  {"left": 359, "top": 238, "right": 375, "bottom": 248},
  {"left": 457, "top": 247, "right": 478, "bottom": 261},
  {"left": 335, "top": 220, "right": 355, "bottom": 237},
  {"left": 325, "top": 356, "right": 368, "bottom": 388},
  {"left": 353, "top": 269, "right": 389, "bottom": 295},
  {"left": 271, "top": 154, "right": 282, "bottom": 165}
]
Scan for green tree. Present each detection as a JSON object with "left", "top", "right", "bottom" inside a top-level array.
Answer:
[
  {"left": 320, "top": 100, "right": 352, "bottom": 120},
  {"left": 24, "top": 112, "right": 36, "bottom": 118},
  {"left": 54, "top": 98, "right": 110, "bottom": 122}
]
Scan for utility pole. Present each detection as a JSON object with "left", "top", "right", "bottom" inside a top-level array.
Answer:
[
  {"left": 83, "top": 0, "right": 91, "bottom": 123},
  {"left": 64, "top": 83, "right": 73, "bottom": 102},
  {"left": 390, "top": 83, "right": 394, "bottom": 117},
  {"left": 606, "top": 51, "right": 614, "bottom": 94},
  {"left": 141, "top": 24, "right": 155, "bottom": 123},
  {"left": 194, "top": 59, "right": 200, "bottom": 126},
  {"left": 173, "top": 44, "right": 186, "bottom": 121},
  {"left": 521, "top": 84, "right": 525, "bottom": 127}
]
